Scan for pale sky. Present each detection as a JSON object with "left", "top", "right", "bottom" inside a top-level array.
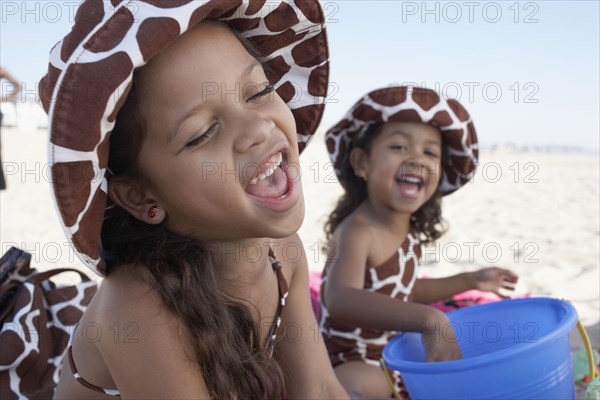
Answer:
[{"left": 1, "top": 0, "right": 598, "bottom": 150}]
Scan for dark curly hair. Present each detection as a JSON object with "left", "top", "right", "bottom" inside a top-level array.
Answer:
[{"left": 324, "top": 123, "right": 448, "bottom": 245}]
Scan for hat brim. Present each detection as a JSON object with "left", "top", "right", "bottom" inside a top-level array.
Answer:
[
  {"left": 39, "top": 0, "right": 330, "bottom": 275},
  {"left": 325, "top": 86, "right": 478, "bottom": 196}
]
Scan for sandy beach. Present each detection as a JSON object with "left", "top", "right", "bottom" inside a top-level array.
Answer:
[
  {"left": 298, "top": 130, "right": 600, "bottom": 354},
  {"left": 1, "top": 117, "right": 599, "bottom": 396}
]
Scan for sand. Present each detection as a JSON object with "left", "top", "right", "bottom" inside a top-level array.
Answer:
[
  {"left": 2, "top": 123, "right": 597, "bottom": 323},
  {"left": 1, "top": 121, "right": 599, "bottom": 397},
  {"left": 296, "top": 131, "right": 600, "bottom": 399},
  {"left": 298, "top": 130, "right": 599, "bottom": 342}
]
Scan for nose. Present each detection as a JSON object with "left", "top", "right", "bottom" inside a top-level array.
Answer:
[
  {"left": 404, "top": 149, "right": 438, "bottom": 174},
  {"left": 406, "top": 150, "right": 427, "bottom": 168},
  {"left": 403, "top": 159, "right": 425, "bottom": 177},
  {"left": 232, "top": 110, "right": 273, "bottom": 153}
]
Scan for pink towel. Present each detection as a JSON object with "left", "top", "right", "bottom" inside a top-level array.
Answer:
[{"left": 309, "top": 271, "right": 322, "bottom": 317}]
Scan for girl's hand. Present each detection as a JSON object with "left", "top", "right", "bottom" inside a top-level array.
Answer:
[
  {"left": 422, "top": 310, "right": 462, "bottom": 362},
  {"left": 470, "top": 267, "right": 519, "bottom": 297}
]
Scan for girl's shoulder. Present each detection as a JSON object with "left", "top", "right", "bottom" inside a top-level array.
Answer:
[
  {"left": 72, "top": 263, "right": 208, "bottom": 397},
  {"left": 326, "top": 214, "right": 376, "bottom": 266},
  {"left": 333, "top": 212, "right": 375, "bottom": 247},
  {"left": 89, "top": 264, "right": 178, "bottom": 328}
]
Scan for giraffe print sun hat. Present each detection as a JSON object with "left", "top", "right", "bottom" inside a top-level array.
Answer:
[
  {"left": 325, "top": 86, "right": 479, "bottom": 196},
  {"left": 38, "top": 0, "right": 330, "bottom": 275}
]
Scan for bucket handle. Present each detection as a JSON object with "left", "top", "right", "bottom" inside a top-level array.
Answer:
[
  {"left": 380, "top": 320, "right": 599, "bottom": 399},
  {"left": 577, "top": 320, "right": 599, "bottom": 382},
  {"left": 380, "top": 358, "right": 403, "bottom": 400}
]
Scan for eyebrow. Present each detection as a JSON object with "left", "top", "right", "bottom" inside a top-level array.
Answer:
[
  {"left": 171, "top": 61, "right": 263, "bottom": 143},
  {"left": 388, "top": 130, "right": 441, "bottom": 146},
  {"left": 388, "top": 130, "right": 411, "bottom": 139}
]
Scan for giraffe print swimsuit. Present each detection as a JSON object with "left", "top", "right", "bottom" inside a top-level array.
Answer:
[
  {"left": 67, "top": 249, "right": 289, "bottom": 397},
  {"left": 318, "top": 232, "right": 422, "bottom": 396}
]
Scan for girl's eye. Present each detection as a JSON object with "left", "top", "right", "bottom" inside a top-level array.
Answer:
[
  {"left": 185, "top": 124, "right": 218, "bottom": 148},
  {"left": 426, "top": 150, "right": 440, "bottom": 158},
  {"left": 389, "top": 144, "right": 407, "bottom": 151},
  {"left": 247, "top": 84, "right": 275, "bottom": 103}
]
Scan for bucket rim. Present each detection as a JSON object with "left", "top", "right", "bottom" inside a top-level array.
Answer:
[{"left": 382, "top": 297, "right": 579, "bottom": 373}]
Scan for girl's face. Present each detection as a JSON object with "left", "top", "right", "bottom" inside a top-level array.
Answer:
[
  {"left": 132, "top": 22, "right": 303, "bottom": 241},
  {"left": 356, "top": 121, "right": 442, "bottom": 215}
]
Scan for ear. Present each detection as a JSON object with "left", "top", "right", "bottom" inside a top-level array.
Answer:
[
  {"left": 349, "top": 147, "right": 369, "bottom": 180},
  {"left": 108, "top": 176, "right": 166, "bottom": 224}
]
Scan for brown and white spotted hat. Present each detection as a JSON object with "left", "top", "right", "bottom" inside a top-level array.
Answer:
[
  {"left": 325, "top": 86, "right": 478, "bottom": 195},
  {"left": 39, "top": 0, "right": 330, "bottom": 275}
]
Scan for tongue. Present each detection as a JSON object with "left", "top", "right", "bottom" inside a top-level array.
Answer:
[
  {"left": 398, "top": 182, "right": 420, "bottom": 199},
  {"left": 245, "top": 167, "right": 288, "bottom": 198}
]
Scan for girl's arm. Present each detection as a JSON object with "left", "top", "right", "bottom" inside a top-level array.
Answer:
[
  {"left": 410, "top": 267, "right": 519, "bottom": 304},
  {"left": 410, "top": 273, "right": 473, "bottom": 304},
  {"left": 275, "top": 233, "right": 349, "bottom": 399},
  {"left": 324, "top": 222, "right": 447, "bottom": 333}
]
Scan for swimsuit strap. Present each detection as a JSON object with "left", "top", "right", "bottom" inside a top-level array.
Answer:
[
  {"left": 264, "top": 247, "right": 289, "bottom": 356},
  {"left": 67, "top": 329, "right": 120, "bottom": 397}
]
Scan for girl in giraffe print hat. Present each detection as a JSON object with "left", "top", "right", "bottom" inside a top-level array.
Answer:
[
  {"left": 38, "top": 1, "right": 348, "bottom": 398},
  {"left": 318, "top": 86, "right": 519, "bottom": 398}
]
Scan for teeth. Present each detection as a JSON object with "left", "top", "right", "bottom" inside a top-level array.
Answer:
[
  {"left": 400, "top": 176, "right": 421, "bottom": 184},
  {"left": 249, "top": 152, "right": 283, "bottom": 184}
]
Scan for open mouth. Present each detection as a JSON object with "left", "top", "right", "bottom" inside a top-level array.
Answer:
[
  {"left": 243, "top": 149, "right": 301, "bottom": 213},
  {"left": 395, "top": 174, "right": 424, "bottom": 199},
  {"left": 245, "top": 151, "right": 288, "bottom": 199},
  {"left": 248, "top": 151, "right": 283, "bottom": 185}
]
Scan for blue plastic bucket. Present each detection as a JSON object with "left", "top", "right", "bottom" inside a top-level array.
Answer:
[{"left": 382, "top": 298, "right": 578, "bottom": 399}]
